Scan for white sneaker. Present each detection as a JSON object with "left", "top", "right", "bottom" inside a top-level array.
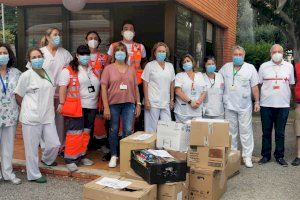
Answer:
[
  {"left": 81, "top": 158, "right": 94, "bottom": 166},
  {"left": 10, "top": 177, "right": 22, "bottom": 185},
  {"left": 244, "top": 157, "right": 253, "bottom": 168},
  {"left": 66, "top": 163, "right": 79, "bottom": 172},
  {"left": 108, "top": 156, "right": 118, "bottom": 168}
]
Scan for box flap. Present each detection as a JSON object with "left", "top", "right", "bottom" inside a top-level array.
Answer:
[{"left": 121, "top": 132, "right": 156, "bottom": 144}]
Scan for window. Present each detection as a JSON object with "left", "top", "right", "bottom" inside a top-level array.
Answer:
[
  {"left": 205, "top": 22, "right": 214, "bottom": 57},
  {"left": 193, "top": 15, "right": 205, "bottom": 69},
  {"left": 70, "top": 9, "right": 111, "bottom": 53},
  {"left": 25, "top": 7, "right": 62, "bottom": 49},
  {"left": 215, "top": 26, "right": 224, "bottom": 68}
]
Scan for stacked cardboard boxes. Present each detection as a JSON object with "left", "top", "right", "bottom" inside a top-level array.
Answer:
[{"left": 188, "top": 119, "right": 231, "bottom": 200}]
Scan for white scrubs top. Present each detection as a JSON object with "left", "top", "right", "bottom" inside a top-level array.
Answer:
[
  {"left": 59, "top": 65, "right": 100, "bottom": 109},
  {"left": 174, "top": 72, "right": 207, "bottom": 118},
  {"left": 259, "top": 60, "right": 295, "bottom": 108},
  {"left": 203, "top": 72, "right": 225, "bottom": 117},
  {"left": 142, "top": 60, "right": 175, "bottom": 109},
  {"left": 14, "top": 68, "right": 56, "bottom": 125},
  {"left": 219, "top": 62, "right": 259, "bottom": 112}
]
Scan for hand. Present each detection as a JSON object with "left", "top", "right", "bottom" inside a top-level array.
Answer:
[
  {"left": 254, "top": 102, "right": 260, "bottom": 112},
  {"left": 104, "top": 107, "right": 111, "bottom": 120},
  {"left": 135, "top": 104, "right": 141, "bottom": 118},
  {"left": 145, "top": 100, "right": 151, "bottom": 110},
  {"left": 191, "top": 101, "right": 199, "bottom": 109},
  {"left": 170, "top": 100, "right": 174, "bottom": 110},
  {"left": 57, "top": 104, "right": 63, "bottom": 114}
]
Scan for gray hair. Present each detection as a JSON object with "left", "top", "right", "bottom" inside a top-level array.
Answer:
[
  {"left": 270, "top": 44, "right": 284, "bottom": 53},
  {"left": 232, "top": 45, "right": 246, "bottom": 54}
]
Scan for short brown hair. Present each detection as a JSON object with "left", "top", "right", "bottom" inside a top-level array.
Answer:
[
  {"left": 151, "top": 42, "right": 170, "bottom": 61},
  {"left": 112, "top": 42, "right": 129, "bottom": 63},
  {"left": 180, "top": 54, "right": 197, "bottom": 71},
  {"left": 26, "top": 47, "right": 44, "bottom": 61}
]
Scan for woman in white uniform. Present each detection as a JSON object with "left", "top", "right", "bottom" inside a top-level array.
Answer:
[
  {"left": 142, "top": 42, "right": 175, "bottom": 132},
  {"left": 174, "top": 54, "right": 207, "bottom": 122},
  {"left": 0, "top": 43, "right": 21, "bottom": 185},
  {"left": 40, "top": 27, "right": 73, "bottom": 147},
  {"left": 202, "top": 56, "right": 225, "bottom": 119},
  {"left": 15, "top": 48, "right": 60, "bottom": 183}
]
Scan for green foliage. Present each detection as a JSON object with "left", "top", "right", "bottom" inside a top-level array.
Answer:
[
  {"left": 244, "top": 42, "right": 272, "bottom": 69},
  {"left": 254, "top": 24, "right": 287, "bottom": 46},
  {"left": 0, "top": 29, "right": 15, "bottom": 44},
  {"left": 0, "top": 6, "right": 17, "bottom": 44}
]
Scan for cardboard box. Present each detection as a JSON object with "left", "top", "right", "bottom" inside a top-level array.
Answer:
[
  {"left": 189, "top": 168, "right": 227, "bottom": 200},
  {"left": 157, "top": 121, "right": 190, "bottom": 152},
  {"left": 190, "top": 119, "right": 230, "bottom": 147},
  {"left": 225, "top": 150, "right": 241, "bottom": 179},
  {"left": 83, "top": 176, "right": 157, "bottom": 200},
  {"left": 120, "top": 132, "right": 156, "bottom": 175},
  {"left": 124, "top": 170, "right": 144, "bottom": 181},
  {"left": 131, "top": 149, "right": 188, "bottom": 184},
  {"left": 167, "top": 149, "right": 187, "bottom": 162},
  {"left": 158, "top": 182, "right": 184, "bottom": 200},
  {"left": 188, "top": 146, "right": 228, "bottom": 170}
]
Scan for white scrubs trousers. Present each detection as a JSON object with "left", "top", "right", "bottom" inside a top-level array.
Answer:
[
  {"left": 203, "top": 115, "right": 224, "bottom": 119},
  {"left": 0, "top": 125, "right": 17, "bottom": 180},
  {"left": 144, "top": 108, "right": 171, "bottom": 132},
  {"left": 22, "top": 123, "right": 60, "bottom": 180},
  {"left": 225, "top": 108, "right": 254, "bottom": 159},
  {"left": 175, "top": 114, "right": 202, "bottom": 123}
]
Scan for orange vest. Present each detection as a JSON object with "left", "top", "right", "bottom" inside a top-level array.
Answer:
[
  {"left": 112, "top": 42, "right": 144, "bottom": 84},
  {"left": 61, "top": 66, "right": 83, "bottom": 118},
  {"left": 89, "top": 52, "right": 108, "bottom": 79},
  {"left": 295, "top": 63, "right": 300, "bottom": 102}
]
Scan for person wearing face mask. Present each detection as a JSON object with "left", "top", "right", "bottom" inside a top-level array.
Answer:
[
  {"left": 219, "top": 45, "right": 260, "bottom": 168},
  {"left": 174, "top": 54, "right": 207, "bottom": 122},
  {"left": 258, "top": 44, "right": 295, "bottom": 167},
  {"left": 202, "top": 56, "right": 225, "bottom": 119},
  {"left": 0, "top": 43, "right": 22, "bottom": 185},
  {"left": 57, "top": 45, "right": 100, "bottom": 172},
  {"left": 142, "top": 42, "right": 175, "bottom": 132},
  {"left": 101, "top": 42, "right": 141, "bottom": 168},
  {"left": 14, "top": 48, "right": 60, "bottom": 183}
]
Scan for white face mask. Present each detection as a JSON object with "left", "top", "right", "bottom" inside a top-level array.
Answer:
[
  {"left": 123, "top": 30, "right": 134, "bottom": 41},
  {"left": 272, "top": 52, "right": 283, "bottom": 63},
  {"left": 88, "top": 39, "right": 99, "bottom": 49}
]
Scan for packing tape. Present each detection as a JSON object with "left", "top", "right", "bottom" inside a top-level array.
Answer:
[
  {"left": 204, "top": 136, "right": 209, "bottom": 146},
  {"left": 208, "top": 122, "right": 213, "bottom": 135},
  {"left": 219, "top": 171, "right": 226, "bottom": 188}
]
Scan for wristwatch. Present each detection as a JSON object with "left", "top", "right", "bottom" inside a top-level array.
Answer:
[{"left": 188, "top": 100, "right": 192, "bottom": 104}]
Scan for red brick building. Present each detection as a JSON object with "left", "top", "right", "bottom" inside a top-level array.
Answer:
[{"left": 3, "top": 0, "right": 238, "bottom": 70}]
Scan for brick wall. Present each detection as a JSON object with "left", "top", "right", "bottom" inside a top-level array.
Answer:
[{"left": 176, "top": 0, "right": 238, "bottom": 64}]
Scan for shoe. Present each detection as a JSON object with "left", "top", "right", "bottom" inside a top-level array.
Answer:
[
  {"left": 81, "top": 158, "right": 94, "bottom": 166},
  {"left": 102, "top": 152, "right": 111, "bottom": 161},
  {"left": 276, "top": 158, "right": 288, "bottom": 167},
  {"left": 258, "top": 157, "right": 270, "bottom": 165},
  {"left": 41, "top": 160, "right": 58, "bottom": 167},
  {"left": 243, "top": 157, "right": 253, "bottom": 168},
  {"left": 291, "top": 157, "right": 300, "bottom": 166},
  {"left": 32, "top": 176, "right": 47, "bottom": 183},
  {"left": 108, "top": 156, "right": 118, "bottom": 168},
  {"left": 66, "top": 163, "right": 79, "bottom": 172},
  {"left": 9, "top": 177, "right": 22, "bottom": 185}
]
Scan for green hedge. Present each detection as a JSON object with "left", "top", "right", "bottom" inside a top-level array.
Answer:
[{"left": 243, "top": 42, "right": 272, "bottom": 69}]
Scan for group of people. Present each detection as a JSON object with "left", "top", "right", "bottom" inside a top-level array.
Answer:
[{"left": 0, "top": 20, "right": 299, "bottom": 185}]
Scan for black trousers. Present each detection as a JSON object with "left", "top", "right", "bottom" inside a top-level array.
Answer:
[{"left": 260, "top": 107, "right": 289, "bottom": 159}]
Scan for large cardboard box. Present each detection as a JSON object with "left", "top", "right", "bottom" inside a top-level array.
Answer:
[
  {"left": 189, "top": 168, "right": 227, "bottom": 200},
  {"left": 158, "top": 182, "right": 185, "bottom": 200},
  {"left": 225, "top": 150, "right": 241, "bottom": 179},
  {"left": 156, "top": 121, "right": 190, "bottom": 152},
  {"left": 124, "top": 170, "right": 144, "bottom": 181},
  {"left": 83, "top": 176, "right": 157, "bottom": 200},
  {"left": 188, "top": 146, "right": 228, "bottom": 170},
  {"left": 120, "top": 132, "right": 156, "bottom": 175},
  {"left": 190, "top": 119, "right": 230, "bottom": 147}
]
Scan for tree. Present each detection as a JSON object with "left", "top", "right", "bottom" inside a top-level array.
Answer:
[{"left": 249, "top": 0, "right": 300, "bottom": 62}]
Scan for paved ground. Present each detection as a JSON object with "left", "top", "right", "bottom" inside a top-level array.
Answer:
[{"left": 0, "top": 121, "right": 299, "bottom": 200}]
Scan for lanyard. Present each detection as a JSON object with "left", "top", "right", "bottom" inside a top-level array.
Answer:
[
  {"left": 0, "top": 70, "right": 9, "bottom": 95},
  {"left": 206, "top": 73, "right": 215, "bottom": 88},
  {"left": 44, "top": 70, "right": 54, "bottom": 86},
  {"left": 232, "top": 66, "right": 241, "bottom": 86}
]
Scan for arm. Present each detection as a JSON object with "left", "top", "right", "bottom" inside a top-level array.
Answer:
[
  {"left": 170, "top": 81, "right": 175, "bottom": 110},
  {"left": 15, "top": 94, "right": 23, "bottom": 107},
  {"left": 135, "top": 84, "right": 141, "bottom": 117},
  {"left": 143, "top": 80, "right": 151, "bottom": 110},
  {"left": 175, "top": 87, "right": 191, "bottom": 103},
  {"left": 57, "top": 86, "right": 67, "bottom": 114},
  {"left": 101, "top": 84, "right": 110, "bottom": 120},
  {"left": 252, "top": 85, "right": 260, "bottom": 112}
]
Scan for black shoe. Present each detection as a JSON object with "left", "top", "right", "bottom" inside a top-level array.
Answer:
[
  {"left": 276, "top": 158, "right": 288, "bottom": 167},
  {"left": 41, "top": 160, "right": 58, "bottom": 167},
  {"left": 258, "top": 157, "right": 270, "bottom": 165},
  {"left": 291, "top": 157, "right": 300, "bottom": 166},
  {"left": 102, "top": 152, "right": 111, "bottom": 161}
]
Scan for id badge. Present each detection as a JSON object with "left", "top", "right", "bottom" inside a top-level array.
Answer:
[
  {"left": 273, "top": 85, "right": 280, "bottom": 90},
  {"left": 191, "top": 90, "right": 197, "bottom": 97},
  {"left": 120, "top": 84, "right": 128, "bottom": 90},
  {"left": 88, "top": 85, "right": 95, "bottom": 93}
]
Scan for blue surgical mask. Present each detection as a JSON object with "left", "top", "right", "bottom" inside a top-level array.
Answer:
[
  {"left": 31, "top": 58, "right": 44, "bottom": 69},
  {"left": 233, "top": 56, "right": 244, "bottom": 66},
  {"left": 156, "top": 52, "right": 166, "bottom": 62},
  {"left": 182, "top": 62, "right": 193, "bottom": 71},
  {"left": 115, "top": 51, "right": 126, "bottom": 61},
  {"left": 0, "top": 54, "right": 9, "bottom": 66},
  {"left": 206, "top": 65, "right": 216, "bottom": 73},
  {"left": 52, "top": 36, "right": 61, "bottom": 46},
  {"left": 79, "top": 55, "right": 91, "bottom": 66}
]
